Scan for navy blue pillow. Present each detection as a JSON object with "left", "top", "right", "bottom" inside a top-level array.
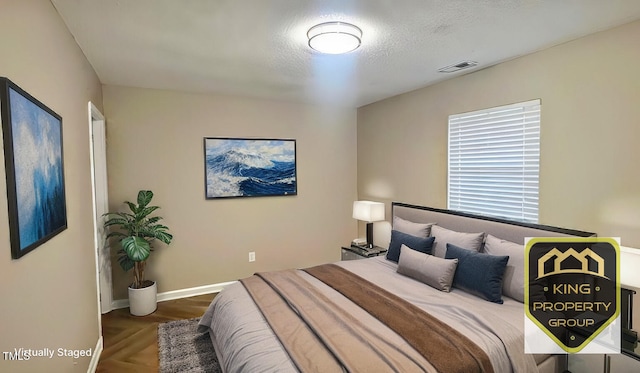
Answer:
[
  {"left": 386, "top": 230, "right": 435, "bottom": 263},
  {"left": 445, "top": 243, "right": 509, "bottom": 304}
]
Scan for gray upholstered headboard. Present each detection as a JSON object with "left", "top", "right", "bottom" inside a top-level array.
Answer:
[{"left": 392, "top": 202, "right": 595, "bottom": 245}]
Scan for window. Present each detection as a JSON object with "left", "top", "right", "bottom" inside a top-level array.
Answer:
[{"left": 448, "top": 99, "right": 540, "bottom": 223}]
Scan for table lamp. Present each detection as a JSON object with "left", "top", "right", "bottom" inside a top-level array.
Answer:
[
  {"left": 621, "top": 246, "right": 640, "bottom": 289},
  {"left": 352, "top": 201, "right": 385, "bottom": 248}
]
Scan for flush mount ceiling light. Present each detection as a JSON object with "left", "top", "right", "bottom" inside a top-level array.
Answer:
[{"left": 307, "top": 22, "right": 362, "bottom": 54}]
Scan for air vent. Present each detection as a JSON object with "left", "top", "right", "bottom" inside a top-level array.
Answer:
[{"left": 438, "top": 60, "right": 478, "bottom": 73}]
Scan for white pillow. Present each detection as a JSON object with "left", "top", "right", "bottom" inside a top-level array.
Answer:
[{"left": 397, "top": 244, "right": 458, "bottom": 292}]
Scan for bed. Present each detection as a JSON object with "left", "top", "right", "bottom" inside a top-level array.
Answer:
[{"left": 198, "top": 202, "right": 595, "bottom": 372}]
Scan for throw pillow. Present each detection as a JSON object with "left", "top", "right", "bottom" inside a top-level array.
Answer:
[
  {"left": 393, "top": 216, "right": 433, "bottom": 238},
  {"left": 386, "top": 230, "right": 435, "bottom": 263},
  {"left": 483, "top": 234, "right": 525, "bottom": 303},
  {"left": 397, "top": 244, "right": 458, "bottom": 292},
  {"left": 431, "top": 225, "right": 485, "bottom": 258},
  {"left": 445, "top": 243, "right": 509, "bottom": 304}
]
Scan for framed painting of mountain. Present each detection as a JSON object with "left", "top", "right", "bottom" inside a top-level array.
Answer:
[
  {"left": 204, "top": 137, "right": 297, "bottom": 199},
  {"left": 1, "top": 78, "right": 67, "bottom": 259}
]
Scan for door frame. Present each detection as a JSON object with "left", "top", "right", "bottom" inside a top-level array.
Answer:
[{"left": 89, "top": 102, "right": 112, "bottom": 316}]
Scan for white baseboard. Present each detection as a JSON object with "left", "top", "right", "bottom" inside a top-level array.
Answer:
[
  {"left": 111, "top": 298, "right": 129, "bottom": 310},
  {"left": 110, "top": 280, "right": 237, "bottom": 310},
  {"left": 87, "top": 336, "right": 103, "bottom": 373}
]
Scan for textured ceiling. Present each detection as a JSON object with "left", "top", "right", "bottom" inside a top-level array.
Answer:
[{"left": 51, "top": 0, "right": 640, "bottom": 108}]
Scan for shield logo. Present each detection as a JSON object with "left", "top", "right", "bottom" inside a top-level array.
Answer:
[{"left": 525, "top": 238, "right": 619, "bottom": 353}]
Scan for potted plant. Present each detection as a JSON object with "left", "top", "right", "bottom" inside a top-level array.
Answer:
[{"left": 104, "top": 190, "right": 173, "bottom": 316}]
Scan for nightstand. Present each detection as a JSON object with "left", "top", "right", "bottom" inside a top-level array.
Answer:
[
  {"left": 341, "top": 245, "right": 387, "bottom": 261},
  {"left": 568, "top": 352, "right": 640, "bottom": 373},
  {"left": 567, "top": 286, "right": 640, "bottom": 372}
]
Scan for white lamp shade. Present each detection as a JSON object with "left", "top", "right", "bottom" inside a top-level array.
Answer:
[
  {"left": 620, "top": 246, "right": 640, "bottom": 288},
  {"left": 307, "top": 22, "right": 362, "bottom": 54},
  {"left": 352, "top": 201, "right": 385, "bottom": 222}
]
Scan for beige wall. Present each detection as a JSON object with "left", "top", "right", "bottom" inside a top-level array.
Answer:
[
  {"left": 2, "top": 3, "right": 635, "bottom": 370},
  {"left": 102, "top": 86, "right": 357, "bottom": 300},
  {"left": 0, "top": 1, "right": 103, "bottom": 372},
  {"left": 358, "top": 20, "right": 640, "bottom": 248}
]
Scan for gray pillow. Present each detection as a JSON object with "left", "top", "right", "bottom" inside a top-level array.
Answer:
[
  {"left": 431, "top": 225, "right": 485, "bottom": 258},
  {"left": 393, "top": 216, "right": 433, "bottom": 238},
  {"left": 484, "top": 234, "right": 525, "bottom": 303},
  {"left": 397, "top": 244, "right": 458, "bottom": 292}
]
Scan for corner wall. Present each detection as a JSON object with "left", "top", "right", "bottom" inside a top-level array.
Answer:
[
  {"left": 102, "top": 85, "right": 357, "bottom": 300},
  {"left": 358, "top": 20, "right": 640, "bottom": 248},
  {"left": 0, "top": 1, "right": 103, "bottom": 372}
]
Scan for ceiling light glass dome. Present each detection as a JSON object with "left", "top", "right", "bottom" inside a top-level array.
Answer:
[{"left": 307, "top": 22, "right": 362, "bottom": 54}]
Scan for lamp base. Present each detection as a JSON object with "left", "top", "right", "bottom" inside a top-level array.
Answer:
[{"left": 366, "top": 222, "right": 374, "bottom": 249}]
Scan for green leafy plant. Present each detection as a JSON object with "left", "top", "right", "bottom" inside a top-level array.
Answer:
[{"left": 103, "top": 190, "right": 173, "bottom": 289}]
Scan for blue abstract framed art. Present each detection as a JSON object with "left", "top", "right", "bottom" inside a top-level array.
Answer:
[
  {"left": 1, "top": 78, "right": 67, "bottom": 259},
  {"left": 204, "top": 137, "right": 297, "bottom": 199}
]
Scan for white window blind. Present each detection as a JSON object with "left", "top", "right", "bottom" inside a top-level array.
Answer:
[{"left": 448, "top": 99, "right": 540, "bottom": 223}]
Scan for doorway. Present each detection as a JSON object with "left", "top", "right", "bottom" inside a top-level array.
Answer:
[{"left": 89, "top": 102, "right": 112, "bottom": 315}]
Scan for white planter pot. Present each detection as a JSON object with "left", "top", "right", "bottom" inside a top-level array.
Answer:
[{"left": 128, "top": 281, "right": 157, "bottom": 316}]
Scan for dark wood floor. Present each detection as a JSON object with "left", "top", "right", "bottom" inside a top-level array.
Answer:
[{"left": 97, "top": 293, "right": 216, "bottom": 372}]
